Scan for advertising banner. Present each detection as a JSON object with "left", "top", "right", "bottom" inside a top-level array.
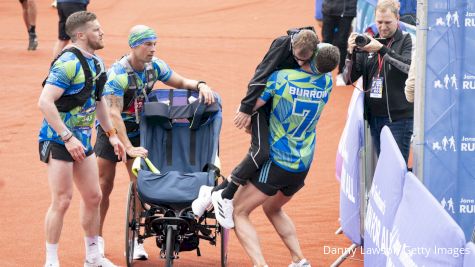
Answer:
[
  {"left": 388, "top": 172, "right": 466, "bottom": 266},
  {"left": 336, "top": 89, "right": 364, "bottom": 245},
  {"left": 363, "top": 127, "right": 407, "bottom": 265},
  {"left": 423, "top": 0, "right": 475, "bottom": 240}
]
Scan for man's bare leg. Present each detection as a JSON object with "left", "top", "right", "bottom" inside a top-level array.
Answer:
[
  {"left": 233, "top": 183, "right": 269, "bottom": 267},
  {"left": 97, "top": 157, "right": 117, "bottom": 236},
  {"left": 73, "top": 155, "right": 102, "bottom": 237},
  {"left": 45, "top": 158, "right": 74, "bottom": 244},
  {"left": 262, "top": 192, "right": 305, "bottom": 263}
]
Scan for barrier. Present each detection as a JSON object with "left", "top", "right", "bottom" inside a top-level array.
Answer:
[
  {"left": 336, "top": 89, "right": 364, "bottom": 245},
  {"left": 388, "top": 172, "right": 466, "bottom": 266},
  {"left": 463, "top": 242, "right": 475, "bottom": 266},
  {"left": 332, "top": 90, "right": 364, "bottom": 266},
  {"left": 363, "top": 126, "right": 407, "bottom": 266},
  {"left": 335, "top": 0, "right": 475, "bottom": 264}
]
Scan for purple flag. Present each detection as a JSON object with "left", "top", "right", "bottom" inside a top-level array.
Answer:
[
  {"left": 337, "top": 89, "right": 364, "bottom": 245},
  {"left": 387, "top": 172, "right": 466, "bottom": 266},
  {"left": 463, "top": 242, "right": 475, "bottom": 266},
  {"left": 364, "top": 126, "right": 407, "bottom": 265}
]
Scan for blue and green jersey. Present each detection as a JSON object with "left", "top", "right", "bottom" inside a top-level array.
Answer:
[
  {"left": 39, "top": 51, "right": 101, "bottom": 152},
  {"left": 260, "top": 69, "right": 333, "bottom": 172},
  {"left": 103, "top": 57, "right": 172, "bottom": 126}
]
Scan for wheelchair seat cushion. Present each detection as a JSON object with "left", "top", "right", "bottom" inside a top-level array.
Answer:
[{"left": 137, "top": 169, "right": 215, "bottom": 205}]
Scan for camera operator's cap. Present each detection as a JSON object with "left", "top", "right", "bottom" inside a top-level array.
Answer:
[
  {"left": 128, "top": 25, "right": 157, "bottom": 48},
  {"left": 311, "top": 43, "right": 332, "bottom": 74}
]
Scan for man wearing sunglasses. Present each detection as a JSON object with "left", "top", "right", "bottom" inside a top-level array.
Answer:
[
  {"left": 94, "top": 24, "right": 215, "bottom": 260},
  {"left": 192, "top": 29, "right": 325, "bottom": 228}
]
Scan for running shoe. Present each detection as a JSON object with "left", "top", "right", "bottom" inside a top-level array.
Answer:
[
  {"left": 84, "top": 257, "right": 117, "bottom": 267},
  {"left": 211, "top": 189, "right": 234, "bottom": 229},
  {"left": 191, "top": 185, "right": 213, "bottom": 217},
  {"left": 288, "top": 258, "right": 311, "bottom": 267}
]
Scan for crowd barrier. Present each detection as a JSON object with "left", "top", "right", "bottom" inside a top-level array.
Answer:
[{"left": 335, "top": 120, "right": 474, "bottom": 265}]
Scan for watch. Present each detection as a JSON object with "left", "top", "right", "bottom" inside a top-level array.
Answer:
[
  {"left": 105, "top": 128, "right": 118, "bottom": 137},
  {"left": 196, "top": 80, "right": 206, "bottom": 91}
]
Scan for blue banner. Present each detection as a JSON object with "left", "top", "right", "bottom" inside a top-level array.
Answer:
[
  {"left": 364, "top": 127, "right": 407, "bottom": 266},
  {"left": 388, "top": 172, "right": 466, "bottom": 266},
  {"left": 315, "top": 0, "right": 323, "bottom": 20},
  {"left": 336, "top": 89, "right": 364, "bottom": 245},
  {"left": 423, "top": 0, "right": 475, "bottom": 240}
]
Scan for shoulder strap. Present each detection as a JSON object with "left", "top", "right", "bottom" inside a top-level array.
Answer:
[
  {"left": 43, "top": 47, "right": 96, "bottom": 112},
  {"left": 144, "top": 62, "right": 157, "bottom": 94},
  {"left": 42, "top": 47, "right": 91, "bottom": 88},
  {"left": 92, "top": 56, "right": 106, "bottom": 101},
  {"left": 119, "top": 56, "right": 139, "bottom": 90}
]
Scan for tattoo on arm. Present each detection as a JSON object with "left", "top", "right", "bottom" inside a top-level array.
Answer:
[
  {"left": 105, "top": 94, "right": 124, "bottom": 111},
  {"left": 105, "top": 95, "right": 124, "bottom": 111}
]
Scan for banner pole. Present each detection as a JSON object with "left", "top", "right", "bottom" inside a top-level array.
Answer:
[{"left": 413, "top": 0, "right": 428, "bottom": 181}]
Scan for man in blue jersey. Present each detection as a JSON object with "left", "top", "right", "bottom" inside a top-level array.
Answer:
[
  {"left": 38, "top": 11, "right": 124, "bottom": 267},
  {"left": 192, "top": 28, "right": 320, "bottom": 223},
  {"left": 233, "top": 36, "right": 340, "bottom": 267},
  {"left": 95, "top": 24, "right": 215, "bottom": 259}
]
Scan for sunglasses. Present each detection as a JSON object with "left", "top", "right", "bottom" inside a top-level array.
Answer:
[{"left": 292, "top": 48, "right": 313, "bottom": 63}]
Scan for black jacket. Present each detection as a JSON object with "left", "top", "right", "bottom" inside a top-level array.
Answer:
[
  {"left": 343, "top": 28, "right": 413, "bottom": 121},
  {"left": 322, "top": 0, "right": 357, "bottom": 17},
  {"left": 239, "top": 35, "right": 299, "bottom": 114}
]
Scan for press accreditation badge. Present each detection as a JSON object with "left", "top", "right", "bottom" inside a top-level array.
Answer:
[{"left": 370, "top": 77, "right": 384, "bottom": 98}]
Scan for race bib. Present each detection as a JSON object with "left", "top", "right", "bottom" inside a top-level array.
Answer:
[{"left": 370, "top": 77, "right": 384, "bottom": 98}]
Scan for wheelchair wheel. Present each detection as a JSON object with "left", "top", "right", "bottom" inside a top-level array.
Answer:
[
  {"left": 165, "top": 225, "right": 175, "bottom": 267},
  {"left": 125, "top": 182, "right": 136, "bottom": 267},
  {"left": 220, "top": 226, "right": 229, "bottom": 267}
]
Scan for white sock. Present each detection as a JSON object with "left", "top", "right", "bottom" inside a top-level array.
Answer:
[
  {"left": 84, "top": 236, "right": 100, "bottom": 262},
  {"left": 98, "top": 236, "right": 105, "bottom": 254},
  {"left": 46, "top": 242, "right": 59, "bottom": 264}
]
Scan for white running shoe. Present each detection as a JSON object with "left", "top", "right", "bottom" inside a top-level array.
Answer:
[
  {"left": 84, "top": 257, "right": 117, "bottom": 267},
  {"left": 336, "top": 73, "right": 346, "bottom": 86},
  {"left": 211, "top": 189, "right": 234, "bottom": 229},
  {"left": 51, "top": 0, "right": 57, "bottom": 8},
  {"left": 133, "top": 238, "right": 149, "bottom": 260},
  {"left": 191, "top": 185, "right": 214, "bottom": 217},
  {"left": 44, "top": 262, "right": 59, "bottom": 267},
  {"left": 288, "top": 258, "right": 311, "bottom": 267},
  {"left": 98, "top": 236, "right": 105, "bottom": 257}
]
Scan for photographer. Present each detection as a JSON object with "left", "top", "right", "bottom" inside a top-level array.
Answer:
[{"left": 342, "top": 0, "right": 413, "bottom": 162}]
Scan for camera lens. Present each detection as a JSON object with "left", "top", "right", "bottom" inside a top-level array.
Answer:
[{"left": 355, "top": 34, "right": 371, "bottom": 47}]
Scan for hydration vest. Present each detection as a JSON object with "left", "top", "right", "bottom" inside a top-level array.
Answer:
[
  {"left": 42, "top": 47, "right": 106, "bottom": 112},
  {"left": 118, "top": 56, "right": 157, "bottom": 112}
]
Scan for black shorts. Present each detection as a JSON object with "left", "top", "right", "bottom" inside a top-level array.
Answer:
[
  {"left": 57, "top": 2, "right": 87, "bottom": 40},
  {"left": 94, "top": 124, "right": 140, "bottom": 162},
  {"left": 250, "top": 160, "right": 309, "bottom": 197},
  {"left": 39, "top": 140, "right": 94, "bottom": 163}
]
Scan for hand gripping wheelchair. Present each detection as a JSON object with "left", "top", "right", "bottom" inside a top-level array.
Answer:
[{"left": 125, "top": 89, "right": 229, "bottom": 267}]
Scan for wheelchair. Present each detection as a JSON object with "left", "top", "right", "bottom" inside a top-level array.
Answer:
[{"left": 125, "top": 89, "right": 229, "bottom": 267}]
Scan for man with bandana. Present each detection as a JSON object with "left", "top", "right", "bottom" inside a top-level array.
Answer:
[{"left": 94, "top": 25, "right": 215, "bottom": 260}]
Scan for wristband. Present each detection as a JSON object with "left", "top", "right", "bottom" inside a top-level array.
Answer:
[
  {"left": 60, "top": 129, "right": 71, "bottom": 140},
  {"left": 196, "top": 80, "right": 206, "bottom": 91},
  {"left": 63, "top": 133, "right": 74, "bottom": 143},
  {"left": 105, "top": 128, "right": 118, "bottom": 138}
]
